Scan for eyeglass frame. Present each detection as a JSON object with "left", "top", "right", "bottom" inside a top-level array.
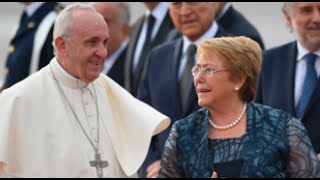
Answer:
[{"left": 191, "top": 66, "right": 229, "bottom": 77}]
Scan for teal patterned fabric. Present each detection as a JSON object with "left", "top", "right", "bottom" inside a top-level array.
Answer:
[{"left": 158, "top": 102, "right": 320, "bottom": 178}]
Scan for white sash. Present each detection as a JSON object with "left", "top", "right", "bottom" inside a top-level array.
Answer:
[{"left": 29, "top": 11, "right": 57, "bottom": 74}]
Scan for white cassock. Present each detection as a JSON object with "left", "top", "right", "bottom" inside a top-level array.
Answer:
[{"left": 0, "top": 58, "right": 170, "bottom": 178}]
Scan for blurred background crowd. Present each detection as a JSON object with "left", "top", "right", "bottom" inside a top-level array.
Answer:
[{"left": 0, "top": 2, "right": 294, "bottom": 82}]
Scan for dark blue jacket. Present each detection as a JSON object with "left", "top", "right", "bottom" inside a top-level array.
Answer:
[
  {"left": 3, "top": 2, "right": 62, "bottom": 90},
  {"left": 124, "top": 11, "right": 175, "bottom": 96},
  {"left": 106, "top": 47, "right": 128, "bottom": 88},
  {"left": 166, "top": 5, "right": 265, "bottom": 50},
  {"left": 256, "top": 41, "right": 320, "bottom": 153}
]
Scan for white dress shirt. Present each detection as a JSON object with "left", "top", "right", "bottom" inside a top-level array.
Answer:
[
  {"left": 294, "top": 42, "right": 320, "bottom": 107},
  {"left": 132, "top": 2, "right": 169, "bottom": 72}
]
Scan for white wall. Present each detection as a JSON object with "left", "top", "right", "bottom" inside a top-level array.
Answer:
[{"left": 0, "top": 2, "right": 295, "bottom": 83}]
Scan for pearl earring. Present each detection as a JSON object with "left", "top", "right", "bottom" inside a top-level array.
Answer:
[{"left": 234, "top": 87, "right": 239, "bottom": 91}]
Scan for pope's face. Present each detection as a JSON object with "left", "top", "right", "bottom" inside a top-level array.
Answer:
[{"left": 62, "top": 10, "right": 109, "bottom": 83}]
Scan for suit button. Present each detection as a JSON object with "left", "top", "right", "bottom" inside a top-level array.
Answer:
[{"left": 8, "top": 45, "right": 15, "bottom": 54}]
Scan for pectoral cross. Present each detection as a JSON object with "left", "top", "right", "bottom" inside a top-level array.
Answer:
[{"left": 90, "top": 153, "right": 108, "bottom": 178}]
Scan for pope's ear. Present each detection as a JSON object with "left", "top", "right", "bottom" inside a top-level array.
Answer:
[{"left": 54, "top": 36, "right": 67, "bottom": 53}]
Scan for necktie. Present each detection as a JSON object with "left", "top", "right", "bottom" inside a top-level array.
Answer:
[
  {"left": 135, "top": 14, "right": 156, "bottom": 73},
  {"left": 296, "top": 53, "right": 318, "bottom": 118},
  {"left": 132, "top": 14, "right": 156, "bottom": 96},
  {"left": 20, "top": 11, "right": 28, "bottom": 25},
  {"left": 142, "top": 14, "right": 155, "bottom": 51},
  {"left": 180, "top": 44, "right": 197, "bottom": 109}
]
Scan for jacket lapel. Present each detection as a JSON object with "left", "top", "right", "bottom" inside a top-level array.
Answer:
[
  {"left": 173, "top": 38, "right": 184, "bottom": 111},
  {"left": 124, "top": 16, "right": 144, "bottom": 91},
  {"left": 150, "top": 11, "right": 173, "bottom": 46},
  {"left": 286, "top": 43, "right": 298, "bottom": 115}
]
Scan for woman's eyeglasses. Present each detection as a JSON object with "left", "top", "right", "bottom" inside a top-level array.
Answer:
[{"left": 191, "top": 66, "right": 228, "bottom": 77}]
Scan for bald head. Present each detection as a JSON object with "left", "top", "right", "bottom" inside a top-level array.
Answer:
[
  {"left": 89, "top": 2, "right": 130, "bottom": 56},
  {"left": 89, "top": 2, "right": 130, "bottom": 26},
  {"left": 53, "top": 3, "right": 107, "bottom": 54},
  {"left": 52, "top": 3, "right": 109, "bottom": 83}
]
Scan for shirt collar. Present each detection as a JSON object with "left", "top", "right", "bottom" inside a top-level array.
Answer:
[
  {"left": 103, "top": 39, "right": 129, "bottom": 74},
  {"left": 182, "top": 21, "right": 219, "bottom": 55},
  {"left": 216, "top": 3, "right": 231, "bottom": 20},
  {"left": 296, "top": 41, "right": 320, "bottom": 61},
  {"left": 51, "top": 58, "right": 90, "bottom": 89},
  {"left": 145, "top": 2, "right": 168, "bottom": 26}
]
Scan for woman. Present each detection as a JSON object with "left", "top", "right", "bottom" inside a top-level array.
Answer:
[{"left": 158, "top": 36, "right": 320, "bottom": 178}]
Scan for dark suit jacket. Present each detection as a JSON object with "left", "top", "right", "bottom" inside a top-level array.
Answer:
[
  {"left": 124, "top": 11, "right": 175, "bottom": 96},
  {"left": 218, "top": 5, "right": 265, "bottom": 50},
  {"left": 106, "top": 47, "right": 127, "bottom": 88},
  {"left": 166, "top": 5, "right": 265, "bottom": 50},
  {"left": 255, "top": 41, "right": 320, "bottom": 153},
  {"left": 137, "top": 27, "right": 229, "bottom": 176},
  {"left": 3, "top": 2, "right": 62, "bottom": 90}
]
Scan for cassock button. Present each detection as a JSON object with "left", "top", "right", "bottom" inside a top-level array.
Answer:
[
  {"left": 8, "top": 45, "right": 15, "bottom": 54},
  {"left": 27, "top": 22, "right": 35, "bottom": 29}
]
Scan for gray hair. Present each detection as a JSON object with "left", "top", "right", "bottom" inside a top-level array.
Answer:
[
  {"left": 52, "top": 3, "right": 98, "bottom": 55},
  {"left": 282, "top": 2, "right": 293, "bottom": 15},
  {"left": 282, "top": 2, "right": 294, "bottom": 33},
  {"left": 118, "top": 2, "right": 130, "bottom": 26}
]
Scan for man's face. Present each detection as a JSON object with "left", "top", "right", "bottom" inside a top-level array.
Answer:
[
  {"left": 91, "top": 2, "right": 126, "bottom": 56},
  {"left": 169, "top": 2, "right": 218, "bottom": 41},
  {"left": 285, "top": 2, "right": 320, "bottom": 51},
  {"left": 61, "top": 10, "right": 109, "bottom": 83}
]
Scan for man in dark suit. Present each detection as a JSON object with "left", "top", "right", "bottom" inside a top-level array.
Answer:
[
  {"left": 167, "top": 2, "right": 265, "bottom": 50},
  {"left": 137, "top": 2, "right": 231, "bottom": 178},
  {"left": 90, "top": 2, "right": 130, "bottom": 87},
  {"left": 124, "top": 2, "right": 175, "bottom": 96},
  {"left": 1, "top": 2, "right": 62, "bottom": 92},
  {"left": 256, "top": 2, "right": 320, "bottom": 158},
  {"left": 215, "top": 2, "right": 265, "bottom": 50}
]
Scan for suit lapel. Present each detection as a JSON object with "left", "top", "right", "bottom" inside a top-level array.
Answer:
[
  {"left": 150, "top": 11, "right": 173, "bottom": 47},
  {"left": 107, "top": 47, "right": 127, "bottom": 87},
  {"left": 133, "top": 12, "right": 174, "bottom": 94},
  {"left": 173, "top": 38, "right": 184, "bottom": 108},
  {"left": 217, "top": 5, "right": 235, "bottom": 28},
  {"left": 124, "top": 16, "right": 144, "bottom": 91},
  {"left": 286, "top": 43, "right": 298, "bottom": 115}
]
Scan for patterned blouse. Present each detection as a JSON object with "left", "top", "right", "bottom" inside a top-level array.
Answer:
[{"left": 158, "top": 102, "right": 320, "bottom": 178}]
